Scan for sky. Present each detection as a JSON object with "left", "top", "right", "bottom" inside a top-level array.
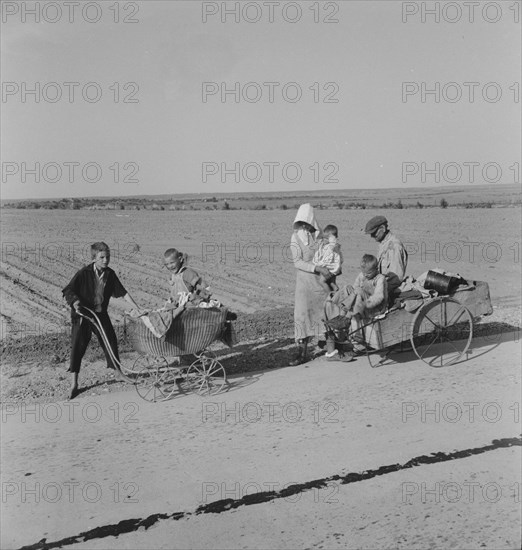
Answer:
[{"left": 1, "top": 0, "right": 521, "bottom": 200}]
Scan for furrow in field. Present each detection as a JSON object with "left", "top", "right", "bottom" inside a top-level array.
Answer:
[
  {"left": 1, "top": 259, "right": 72, "bottom": 306},
  {"left": 2, "top": 208, "right": 520, "bottom": 337},
  {"left": 117, "top": 255, "right": 295, "bottom": 313},
  {"left": 0, "top": 284, "right": 67, "bottom": 338},
  {"left": 0, "top": 266, "right": 66, "bottom": 314}
]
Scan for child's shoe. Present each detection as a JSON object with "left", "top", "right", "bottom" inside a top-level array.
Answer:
[
  {"left": 325, "top": 349, "right": 339, "bottom": 361},
  {"left": 325, "top": 336, "right": 336, "bottom": 355}
]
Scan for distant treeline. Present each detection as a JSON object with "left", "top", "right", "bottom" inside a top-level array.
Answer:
[{"left": 2, "top": 196, "right": 520, "bottom": 211}]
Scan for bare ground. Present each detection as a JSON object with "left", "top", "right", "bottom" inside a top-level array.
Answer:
[
  {"left": 2, "top": 331, "right": 521, "bottom": 550},
  {"left": 1, "top": 304, "right": 520, "bottom": 405}
]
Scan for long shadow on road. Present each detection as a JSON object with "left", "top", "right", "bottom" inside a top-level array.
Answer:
[{"left": 20, "top": 436, "right": 522, "bottom": 550}]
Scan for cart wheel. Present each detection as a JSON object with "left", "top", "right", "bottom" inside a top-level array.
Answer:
[
  {"left": 134, "top": 356, "right": 179, "bottom": 402},
  {"left": 185, "top": 351, "right": 227, "bottom": 396},
  {"left": 410, "top": 297, "right": 473, "bottom": 367}
]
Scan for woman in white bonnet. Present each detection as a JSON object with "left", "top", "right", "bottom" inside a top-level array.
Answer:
[{"left": 289, "top": 204, "right": 332, "bottom": 365}]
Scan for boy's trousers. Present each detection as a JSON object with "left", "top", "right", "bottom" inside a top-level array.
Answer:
[{"left": 67, "top": 312, "right": 120, "bottom": 373}]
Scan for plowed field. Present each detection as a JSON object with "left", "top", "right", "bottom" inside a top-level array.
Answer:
[{"left": 1, "top": 207, "right": 520, "bottom": 341}]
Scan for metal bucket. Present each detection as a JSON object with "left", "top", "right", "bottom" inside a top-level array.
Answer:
[{"left": 424, "top": 270, "right": 459, "bottom": 295}]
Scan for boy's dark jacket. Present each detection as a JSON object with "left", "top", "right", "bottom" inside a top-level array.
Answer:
[{"left": 62, "top": 263, "right": 127, "bottom": 320}]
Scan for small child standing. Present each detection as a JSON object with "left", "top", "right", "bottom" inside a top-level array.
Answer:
[{"left": 313, "top": 224, "right": 343, "bottom": 291}]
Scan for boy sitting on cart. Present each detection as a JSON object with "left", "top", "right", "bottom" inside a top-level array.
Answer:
[{"left": 324, "top": 254, "right": 388, "bottom": 360}]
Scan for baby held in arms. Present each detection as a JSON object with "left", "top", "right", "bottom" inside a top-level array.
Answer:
[{"left": 312, "top": 224, "right": 343, "bottom": 291}]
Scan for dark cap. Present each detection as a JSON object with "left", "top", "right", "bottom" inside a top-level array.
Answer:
[{"left": 364, "top": 215, "right": 388, "bottom": 234}]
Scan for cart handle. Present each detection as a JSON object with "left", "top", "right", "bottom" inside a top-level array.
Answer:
[{"left": 322, "top": 299, "right": 400, "bottom": 338}]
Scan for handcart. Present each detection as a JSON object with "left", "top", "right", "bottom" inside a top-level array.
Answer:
[
  {"left": 324, "top": 280, "right": 493, "bottom": 368},
  {"left": 76, "top": 305, "right": 235, "bottom": 402}
]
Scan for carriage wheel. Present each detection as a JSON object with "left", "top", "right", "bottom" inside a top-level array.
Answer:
[
  {"left": 121, "top": 354, "right": 157, "bottom": 377},
  {"left": 122, "top": 354, "right": 178, "bottom": 377},
  {"left": 410, "top": 297, "right": 473, "bottom": 367},
  {"left": 134, "top": 356, "right": 179, "bottom": 402},
  {"left": 185, "top": 351, "right": 227, "bottom": 396}
]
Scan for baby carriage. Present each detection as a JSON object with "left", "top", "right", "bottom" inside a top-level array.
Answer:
[{"left": 76, "top": 305, "right": 236, "bottom": 402}]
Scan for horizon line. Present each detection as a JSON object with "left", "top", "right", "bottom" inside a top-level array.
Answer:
[{"left": 1, "top": 182, "right": 520, "bottom": 203}]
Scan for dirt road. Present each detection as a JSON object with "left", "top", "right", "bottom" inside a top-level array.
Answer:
[{"left": 2, "top": 333, "right": 521, "bottom": 549}]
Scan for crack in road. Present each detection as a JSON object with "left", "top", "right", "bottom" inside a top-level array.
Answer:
[{"left": 19, "top": 436, "right": 521, "bottom": 550}]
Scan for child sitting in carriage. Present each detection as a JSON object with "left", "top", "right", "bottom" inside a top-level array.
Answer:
[
  {"left": 324, "top": 254, "right": 388, "bottom": 360},
  {"left": 139, "top": 248, "right": 227, "bottom": 339},
  {"left": 163, "top": 248, "right": 217, "bottom": 309},
  {"left": 162, "top": 246, "right": 236, "bottom": 326}
]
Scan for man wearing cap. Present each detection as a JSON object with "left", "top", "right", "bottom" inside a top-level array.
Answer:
[{"left": 364, "top": 215, "right": 408, "bottom": 297}]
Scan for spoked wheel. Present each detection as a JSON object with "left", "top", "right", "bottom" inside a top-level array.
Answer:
[
  {"left": 410, "top": 297, "right": 473, "bottom": 367},
  {"left": 123, "top": 354, "right": 179, "bottom": 377},
  {"left": 185, "top": 350, "right": 227, "bottom": 396},
  {"left": 134, "top": 355, "right": 180, "bottom": 402}
]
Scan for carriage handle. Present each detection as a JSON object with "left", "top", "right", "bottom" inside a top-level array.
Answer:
[{"left": 76, "top": 305, "right": 125, "bottom": 373}]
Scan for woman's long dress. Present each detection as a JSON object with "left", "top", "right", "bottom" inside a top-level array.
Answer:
[{"left": 291, "top": 229, "right": 330, "bottom": 341}]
